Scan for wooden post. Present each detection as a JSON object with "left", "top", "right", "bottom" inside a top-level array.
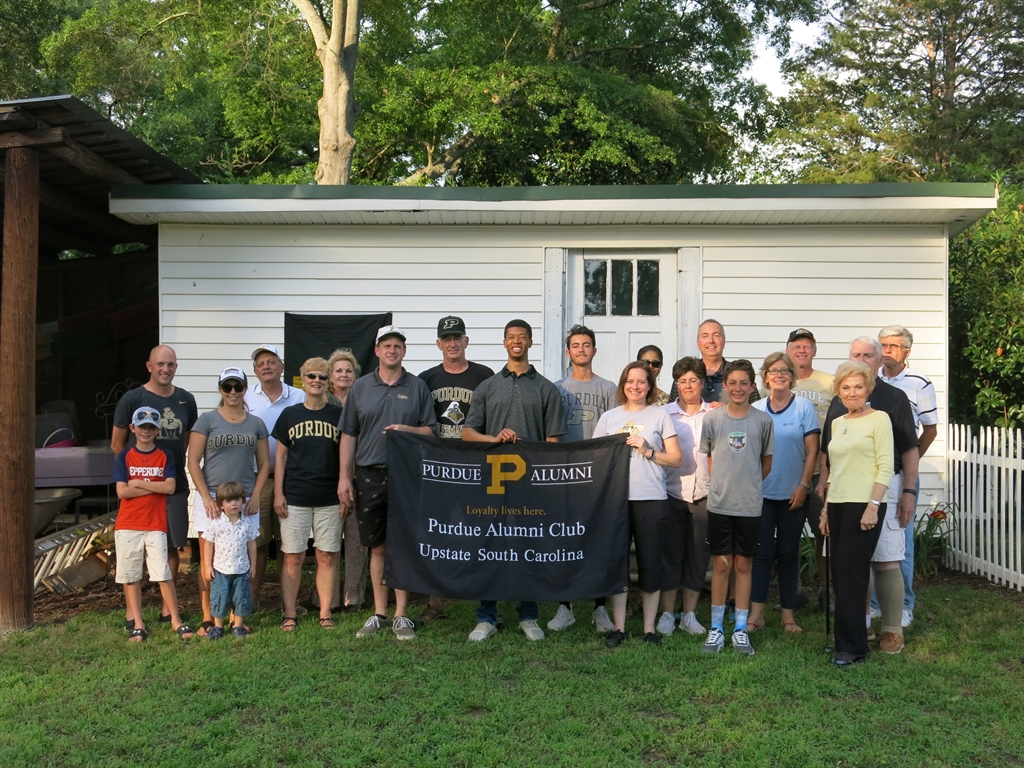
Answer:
[{"left": 0, "top": 147, "right": 39, "bottom": 632}]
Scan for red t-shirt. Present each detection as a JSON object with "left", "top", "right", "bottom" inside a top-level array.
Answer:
[{"left": 112, "top": 446, "right": 175, "bottom": 532}]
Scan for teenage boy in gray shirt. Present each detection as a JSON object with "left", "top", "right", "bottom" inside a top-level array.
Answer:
[
  {"left": 551, "top": 323, "right": 618, "bottom": 632},
  {"left": 698, "top": 359, "right": 774, "bottom": 656}
]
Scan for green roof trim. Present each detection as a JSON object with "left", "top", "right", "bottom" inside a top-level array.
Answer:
[{"left": 111, "top": 182, "right": 997, "bottom": 201}]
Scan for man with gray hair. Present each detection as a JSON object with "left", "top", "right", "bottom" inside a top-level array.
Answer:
[
  {"left": 818, "top": 336, "right": 919, "bottom": 655},
  {"left": 877, "top": 324, "right": 938, "bottom": 627}
]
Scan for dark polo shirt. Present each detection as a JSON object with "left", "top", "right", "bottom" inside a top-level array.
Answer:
[
  {"left": 822, "top": 378, "right": 919, "bottom": 474},
  {"left": 464, "top": 365, "right": 566, "bottom": 441},
  {"left": 668, "top": 358, "right": 760, "bottom": 405},
  {"left": 341, "top": 368, "right": 436, "bottom": 466}
]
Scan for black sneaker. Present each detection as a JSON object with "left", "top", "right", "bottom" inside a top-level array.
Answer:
[
  {"left": 642, "top": 632, "right": 661, "bottom": 645},
  {"left": 605, "top": 629, "right": 626, "bottom": 648}
]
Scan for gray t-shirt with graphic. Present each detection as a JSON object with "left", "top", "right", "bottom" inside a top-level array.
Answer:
[
  {"left": 192, "top": 410, "right": 269, "bottom": 496},
  {"left": 556, "top": 374, "right": 618, "bottom": 442},
  {"left": 699, "top": 407, "right": 774, "bottom": 517}
]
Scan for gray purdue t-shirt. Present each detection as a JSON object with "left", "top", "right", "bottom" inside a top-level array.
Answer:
[
  {"left": 699, "top": 407, "right": 774, "bottom": 517},
  {"left": 191, "top": 410, "right": 270, "bottom": 496},
  {"left": 556, "top": 374, "right": 618, "bottom": 441}
]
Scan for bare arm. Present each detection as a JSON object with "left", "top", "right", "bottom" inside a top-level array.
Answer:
[
  {"left": 383, "top": 424, "right": 434, "bottom": 435},
  {"left": 126, "top": 477, "right": 176, "bottom": 495},
  {"left": 462, "top": 426, "right": 517, "bottom": 443},
  {"left": 790, "top": 434, "right": 819, "bottom": 510},
  {"left": 919, "top": 424, "right": 937, "bottom": 457},
  {"left": 761, "top": 454, "right": 773, "bottom": 480},
  {"left": 111, "top": 425, "right": 129, "bottom": 454},
  {"left": 187, "top": 431, "right": 219, "bottom": 518},
  {"left": 248, "top": 437, "right": 271, "bottom": 516},
  {"left": 546, "top": 435, "right": 560, "bottom": 443},
  {"left": 337, "top": 433, "right": 355, "bottom": 510},
  {"left": 275, "top": 442, "right": 289, "bottom": 518},
  {"left": 247, "top": 539, "right": 257, "bottom": 579},
  {"left": 897, "top": 446, "right": 921, "bottom": 527}
]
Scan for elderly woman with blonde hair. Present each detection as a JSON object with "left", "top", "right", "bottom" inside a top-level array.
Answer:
[{"left": 820, "top": 360, "right": 894, "bottom": 666}]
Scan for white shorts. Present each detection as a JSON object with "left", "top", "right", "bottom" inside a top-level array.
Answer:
[
  {"left": 278, "top": 505, "right": 342, "bottom": 554},
  {"left": 115, "top": 529, "right": 172, "bottom": 583},
  {"left": 872, "top": 473, "right": 906, "bottom": 563},
  {"left": 192, "top": 490, "right": 251, "bottom": 533}
]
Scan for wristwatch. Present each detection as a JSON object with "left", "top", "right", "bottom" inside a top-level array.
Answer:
[
  {"left": 869, "top": 499, "right": 883, "bottom": 506},
  {"left": 902, "top": 488, "right": 916, "bottom": 496}
]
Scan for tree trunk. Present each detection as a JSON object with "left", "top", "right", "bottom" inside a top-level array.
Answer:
[{"left": 0, "top": 147, "right": 39, "bottom": 632}]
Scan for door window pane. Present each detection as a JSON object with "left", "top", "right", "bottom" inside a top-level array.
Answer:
[
  {"left": 636, "top": 260, "right": 659, "bottom": 316},
  {"left": 611, "top": 260, "right": 633, "bottom": 316},
  {"left": 584, "top": 260, "right": 607, "bottom": 316}
]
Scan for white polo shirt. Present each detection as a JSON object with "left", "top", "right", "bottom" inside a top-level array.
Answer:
[
  {"left": 244, "top": 381, "right": 306, "bottom": 466},
  {"left": 878, "top": 365, "right": 938, "bottom": 429}
]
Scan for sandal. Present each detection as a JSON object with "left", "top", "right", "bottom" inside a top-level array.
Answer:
[
  {"left": 128, "top": 627, "right": 148, "bottom": 643},
  {"left": 783, "top": 622, "right": 803, "bottom": 634},
  {"left": 746, "top": 620, "right": 766, "bottom": 632},
  {"left": 233, "top": 626, "right": 249, "bottom": 638},
  {"left": 415, "top": 605, "right": 448, "bottom": 627},
  {"left": 319, "top": 617, "right": 337, "bottom": 630},
  {"left": 197, "top": 621, "right": 216, "bottom": 637},
  {"left": 158, "top": 613, "right": 172, "bottom": 623},
  {"left": 124, "top": 619, "right": 135, "bottom": 633},
  {"left": 174, "top": 624, "right": 196, "bottom": 640},
  {"left": 280, "top": 616, "right": 298, "bottom": 632}
]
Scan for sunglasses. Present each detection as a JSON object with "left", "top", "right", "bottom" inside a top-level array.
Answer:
[
  {"left": 305, "top": 373, "right": 329, "bottom": 381},
  {"left": 220, "top": 381, "right": 245, "bottom": 393},
  {"left": 642, "top": 359, "right": 663, "bottom": 369}
]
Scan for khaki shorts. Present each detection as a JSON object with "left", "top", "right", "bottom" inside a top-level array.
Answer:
[
  {"left": 256, "top": 480, "right": 280, "bottom": 548},
  {"left": 872, "top": 474, "right": 906, "bottom": 563},
  {"left": 115, "top": 529, "right": 172, "bottom": 583},
  {"left": 278, "top": 504, "right": 342, "bottom": 554}
]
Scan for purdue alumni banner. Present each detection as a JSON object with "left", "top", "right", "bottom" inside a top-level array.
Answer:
[{"left": 384, "top": 431, "right": 630, "bottom": 602}]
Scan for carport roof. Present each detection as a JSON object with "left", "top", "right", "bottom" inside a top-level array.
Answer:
[{"left": 110, "top": 182, "right": 997, "bottom": 236}]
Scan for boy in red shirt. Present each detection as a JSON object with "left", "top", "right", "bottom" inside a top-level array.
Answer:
[{"left": 112, "top": 407, "right": 195, "bottom": 642}]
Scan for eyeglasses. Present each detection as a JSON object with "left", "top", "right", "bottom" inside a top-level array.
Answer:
[
  {"left": 880, "top": 343, "right": 907, "bottom": 351},
  {"left": 642, "top": 360, "right": 663, "bottom": 369},
  {"left": 220, "top": 382, "right": 245, "bottom": 393},
  {"left": 767, "top": 368, "right": 791, "bottom": 377},
  {"left": 677, "top": 377, "right": 702, "bottom": 387},
  {"left": 305, "top": 373, "right": 328, "bottom": 381}
]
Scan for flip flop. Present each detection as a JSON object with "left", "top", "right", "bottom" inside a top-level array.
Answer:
[
  {"left": 174, "top": 624, "right": 196, "bottom": 640},
  {"left": 197, "top": 621, "right": 215, "bottom": 637},
  {"left": 128, "top": 627, "right": 148, "bottom": 643},
  {"left": 746, "top": 620, "right": 766, "bottom": 632}
]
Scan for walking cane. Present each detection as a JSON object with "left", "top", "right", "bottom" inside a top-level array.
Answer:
[{"left": 824, "top": 532, "right": 832, "bottom": 640}]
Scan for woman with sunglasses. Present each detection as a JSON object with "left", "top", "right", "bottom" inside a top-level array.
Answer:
[
  {"left": 188, "top": 367, "right": 271, "bottom": 635},
  {"left": 271, "top": 357, "right": 345, "bottom": 631},
  {"left": 637, "top": 345, "right": 671, "bottom": 406}
]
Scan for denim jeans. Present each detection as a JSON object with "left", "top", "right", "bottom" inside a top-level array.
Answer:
[
  {"left": 476, "top": 601, "right": 538, "bottom": 625},
  {"left": 210, "top": 570, "right": 253, "bottom": 618},
  {"left": 751, "top": 497, "right": 806, "bottom": 608}
]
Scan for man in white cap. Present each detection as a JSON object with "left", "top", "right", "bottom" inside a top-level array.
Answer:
[
  {"left": 244, "top": 344, "right": 305, "bottom": 606},
  {"left": 339, "top": 325, "right": 437, "bottom": 639}
]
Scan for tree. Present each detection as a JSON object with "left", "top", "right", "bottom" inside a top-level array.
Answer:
[
  {"left": 762, "top": 0, "right": 1024, "bottom": 183},
  {"left": 0, "top": 0, "right": 88, "bottom": 99}
]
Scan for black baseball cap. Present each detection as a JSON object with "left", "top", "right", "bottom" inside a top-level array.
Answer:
[
  {"left": 787, "top": 328, "right": 816, "bottom": 344},
  {"left": 437, "top": 316, "right": 466, "bottom": 337}
]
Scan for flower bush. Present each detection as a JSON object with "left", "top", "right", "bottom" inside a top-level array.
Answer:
[{"left": 914, "top": 503, "right": 955, "bottom": 577}]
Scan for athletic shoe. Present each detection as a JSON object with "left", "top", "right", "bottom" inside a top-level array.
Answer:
[
  {"left": 468, "top": 622, "right": 497, "bottom": 642},
  {"left": 356, "top": 614, "right": 386, "bottom": 638},
  {"left": 592, "top": 606, "right": 615, "bottom": 633},
  {"left": 902, "top": 609, "right": 914, "bottom": 627},
  {"left": 867, "top": 626, "right": 877, "bottom": 642},
  {"left": 656, "top": 611, "right": 676, "bottom": 636},
  {"left": 879, "top": 631, "right": 905, "bottom": 654},
  {"left": 205, "top": 626, "right": 225, "bottom": 641},
  {"left": 731, "top": 629, "right": 755, "bottom": 656},
  {"left": 392, "top": 616, "right": 416, "bottom": 641},
  {"left": 605, "top": 629, "right": 626, "bottom": 648},
  {"left": 680, "top": 612, "right": 705, "bottom": 635},
  {"left": 547, "top": 605, "right": 576, "bottom": 631},
  {"left": 643, "top": 632, "right": 661, "bottom": 645},
  {"left": 519, "top": 620, "right": 545, "bottom": 641},
  {"left": 701, "top": 628, "right": 725, "bottom": 653},
  {"left": 868, "top": 606, "right": 882, "bottom": 620}
]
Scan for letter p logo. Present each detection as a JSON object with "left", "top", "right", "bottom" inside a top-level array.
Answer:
[{"left": 486, "top": 455, "right": 526, "bottom": 495}]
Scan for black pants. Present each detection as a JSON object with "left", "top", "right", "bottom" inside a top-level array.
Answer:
[{"left": 828, "top": 501, "right": 885, "bottom": 656}]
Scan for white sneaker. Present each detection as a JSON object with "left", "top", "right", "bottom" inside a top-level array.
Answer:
[
  {"left": 592, "top": 606, "right": 615, "bottom": 632},
  {"left": 701, "top": 628, "right": 725, "bottom": 653},
  {"left": 468, "top": 622, "right": 497, "bottom": 642},
  {"left": 868, "top": 607, "right": 882, "bottom": 620},
  {"left": 519, "top": 620, "right": 545, "bottom": 641},
  {"left": 902, "top": 609, "right": 913, "bottom": 627},
  {"left": 656, "top": 611, "right": 676, "bottom": 636},
  {"left": 547, "top": 605, "right": 576, "bottom": 631},
  {"left": 680, "top": 612, "right": 705, "bottom": 635},
  {"left": 731, "top": 629, "right": 755, "bottom": 656}
]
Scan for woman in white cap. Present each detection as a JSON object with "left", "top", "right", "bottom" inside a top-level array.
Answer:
[{"left": 188, "top": 367, "right": 271, "bottom": 635}]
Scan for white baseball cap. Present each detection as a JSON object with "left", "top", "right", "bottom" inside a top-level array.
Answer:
[
  {"left": 376, "top": 325, "right": 407, "bottom": 344},
  {"left": 251, "top": 344, "right": 281, "bottom": 361}
]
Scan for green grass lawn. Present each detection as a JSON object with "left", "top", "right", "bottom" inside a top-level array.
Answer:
[{"left": 2, "top": 577, "right": 1022, "bottom": 768}]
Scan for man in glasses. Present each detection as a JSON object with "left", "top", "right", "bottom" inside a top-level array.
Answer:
[
  {"left": 338, "top": 326, "right": 437, "bottom": 640},
  {"left": 415, "top": 315, "right": 495, "bottom": 626},
  {"left": 786, "top": 328, "right": 832, "bottom": 611},
  {"left": 111, "top": 345, "right": 198, "bottom": 619},
  {"left": 877, "top": 324, "right": 937, "bottom": 628},
  {"left": 243, "top": 344, "right": 305, "bottom": 606}
]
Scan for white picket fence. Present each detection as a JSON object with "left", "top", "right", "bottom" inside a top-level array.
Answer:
[{"left": 946, "top": 424, "right": 1024, "bottom": 590}]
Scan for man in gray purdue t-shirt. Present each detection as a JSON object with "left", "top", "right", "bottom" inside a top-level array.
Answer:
[{"left": 551, "top": 324, "right": 619, "bottom": 631}]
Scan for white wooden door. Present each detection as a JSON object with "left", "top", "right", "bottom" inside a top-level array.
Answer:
[{"left": 565, "top": 249, "right": 678, "bottom": 384}]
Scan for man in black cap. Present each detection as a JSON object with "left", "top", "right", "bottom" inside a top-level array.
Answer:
[{"left": 416, "top": 315, "right": 495, "bottom": 624}]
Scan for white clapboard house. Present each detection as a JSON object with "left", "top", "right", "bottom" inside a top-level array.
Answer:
[{"left": 110, "top": 182, "right": 998, "bottom": 506}]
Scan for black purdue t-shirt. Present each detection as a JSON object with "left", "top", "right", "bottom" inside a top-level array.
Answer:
[
  {"left": 272, "top": 402, "right": 344, "bottom": 507},
  {"left": 418, "top": 361, "right": 495, "bottom": 439}
]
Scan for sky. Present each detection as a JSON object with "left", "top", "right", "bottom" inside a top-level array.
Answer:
[{"left": 745, "top": 21, "right": 821, "bottom": 96}]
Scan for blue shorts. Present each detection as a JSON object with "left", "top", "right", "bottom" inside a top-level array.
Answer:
[{"left": 210, "top": 570, "right": 253, "bottom": 619}]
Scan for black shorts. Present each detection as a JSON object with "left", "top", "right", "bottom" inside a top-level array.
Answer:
[
  {"left": 354, "top": 465, "right": 389, "bottom": 549},
  {"left": 707, "top": 511, "right": 760, "bottom": 558},
  {"left": 166, "top": 493, "right": 189, "bottom": 549},
  {"left": 630, "top": 499, "right": 679, "bottom": 593}
]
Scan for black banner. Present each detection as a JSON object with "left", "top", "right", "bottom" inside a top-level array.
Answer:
[
  {"left": 384, "top": 431, "right": 630, "bottom": 602},
  {"left": 283, "top": 312, "right": 392, "bottom": 384}
]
